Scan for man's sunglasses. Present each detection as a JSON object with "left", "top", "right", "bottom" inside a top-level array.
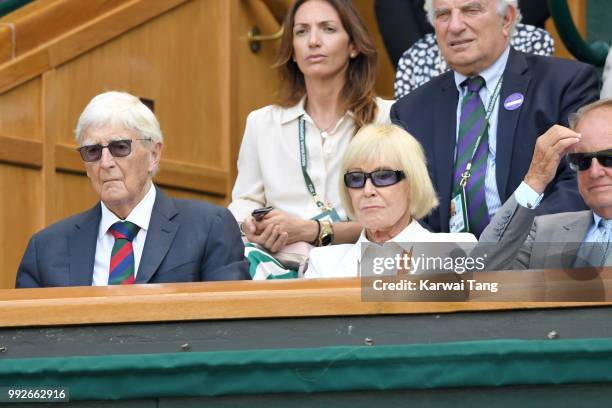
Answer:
[
  {"left": 567, "top": 149, "right": 612, "bottom": 171},
  {"left": 344, "top": 170, "right": 406, "bottom": 189},
  {"left": 77, "top": 138, "right": 151, "bottom": 162}
]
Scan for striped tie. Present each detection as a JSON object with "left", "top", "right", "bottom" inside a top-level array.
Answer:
[
  {"left": 108, "top": 221, "right": 140, "bottom": 285},
  {"left": 453, "top": 76, "right": 490, "bottom": 237}
]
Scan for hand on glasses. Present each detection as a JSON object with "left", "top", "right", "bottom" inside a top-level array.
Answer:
[
  {"left": 77, "top": 138, "right": 151, "bottom": 162},
  {"left": 523, "top": 125, "right": 581, "bottom": 194},
  {"left": 344, "top": 169, "right": 405, "bottom": 189}
]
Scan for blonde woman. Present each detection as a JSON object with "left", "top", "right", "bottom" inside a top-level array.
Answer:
[{"left": 306, "top": 124, "right": 476, "bottom": 278}]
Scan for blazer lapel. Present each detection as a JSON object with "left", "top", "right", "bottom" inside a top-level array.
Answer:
[
  {"left": 434, "top": 74, "right": 459, "bottom": 231},
  {"left": 135, "top": 188, "right": 179, "bottom": 283},
  {"left": 496, "top": 49, "right": 530, "bottom": 200},
  {"left": 542, "top": 211, "right": 592, "bottom": 268},
  {"left": 561, "top": 211, "right": 592, "bottom": 241},
  {"left": 560, "top": 212, "right": 592, "bottom": 267},
  {"left": 69, "top": 204, "right": 101, "bottom": 286}
]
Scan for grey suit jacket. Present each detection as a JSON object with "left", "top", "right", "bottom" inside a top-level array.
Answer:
[
  {"left": 479, "top": 195, "right": 592, "bottom": 270},
  {"left": 16, "top": 188, "right": 250, "bottom": 287}
]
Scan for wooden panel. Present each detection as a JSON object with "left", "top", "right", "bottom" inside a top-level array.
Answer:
[
  {"left": 0, "top": 164, "right": 42, "bottom": 289},
  {"left": 155, "top": 159, "right": 227, "bottom": 196},
  {"left": 0, "top": 78, "right": 41, "bottom": 140},
  {"left": 0, "top": 0, "right": 62, "bottom": 20},
  {"left": 0, "top": 0, "right": 127, "bottom": 59},
  {"left": 235, "top": 0, "right": 283, "bottom": 117},
  {"left": 0, "top": 273, "right": 610, "bottom": 327},
  {"left": 52, "top": 171, "right": 99, "bottom": 224},
  {"left": 0, "top": 0, "right": 188, "bottom": 94},
  {"left": 54, "top": 143, "right": 82, "bottom": 174},
  {"left": 220, "top": 0, "right": 237, "bottom": 195},
  {"left": 546, "top": 0, "right": 587, "bottom": 60},
  {"left": 45, "top": 0, "right": 227, "bottom": 171},
  {"left": 353, "top": 0, "right": 395, "bottom": 99},
  {"left": 160, "top": 186, "right": 226, "bottom": 206},
  {"left": 260, "top": 0, "right": 292, "bottom": 22},
  {"left": 0, "top": 24, "right": 14, "bottom": 63},
  {"left": 231, "top": 0, "right": 286, "bottom": 188},
  {"left": 42, "top": 70, "right": 56, "bottom": 226},
  {"left": 0, "top": 135, "right": 41, "bottom": 168}
]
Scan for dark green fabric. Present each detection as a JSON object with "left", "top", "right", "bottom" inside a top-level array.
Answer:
[
  {"left": 1, "top": 338, "right": 612, "bottom": 400},
  {"left": 0, "top": 0, "right": 32, "bottom": 17}
]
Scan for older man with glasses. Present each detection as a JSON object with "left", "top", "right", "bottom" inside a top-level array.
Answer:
[
  {"left": 16, "top": 91, "right": 249, "bottom": 288},
  {"left": 390, "top": 0, "right": 599, "bottom": 238},
  {"left": 481, "top": 98, "right": 612, "bottom": 269}
]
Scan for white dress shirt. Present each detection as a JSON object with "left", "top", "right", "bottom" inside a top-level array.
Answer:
[
  {"left": 92, "top": 184, "right": 156, "bottom": 286},
  {"left": 454, "top": 46, "right": 510, "bottom": 218},
  {"left": 228, "top": 98, "right": 393, "bottom": 222}
]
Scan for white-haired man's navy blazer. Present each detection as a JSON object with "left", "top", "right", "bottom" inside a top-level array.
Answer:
[
  {"left": 391, "top": 48, "right": 600, "bottom": 233},
  {"left": 16, "top": 188, "right": 249, "bottom": 287}
]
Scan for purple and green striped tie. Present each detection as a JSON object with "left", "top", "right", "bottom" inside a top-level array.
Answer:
[
  {"left": 108, "top": 221, "right": 140, "bottom": 285},
  {"left": 452, "top": 76, "right": 490, "bottom": 237}
]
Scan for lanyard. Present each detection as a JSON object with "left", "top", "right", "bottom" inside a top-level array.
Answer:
[
  {"left": 459, "top": 76, "right": 503, "bottom": 187},
  {"left": 298, "top": 116, "right": 331, "bottom": 211}
]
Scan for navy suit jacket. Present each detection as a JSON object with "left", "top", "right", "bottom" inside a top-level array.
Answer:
[
  {"left": 16, "top": 188, "right": 250, "bottom": 287},
  {"left": 391, "top": 48, "right": 600, "bottom": 233}
]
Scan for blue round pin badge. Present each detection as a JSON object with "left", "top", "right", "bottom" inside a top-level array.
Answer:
[{"left": 504, "top": 93, "right": 524, "bottom": 111}]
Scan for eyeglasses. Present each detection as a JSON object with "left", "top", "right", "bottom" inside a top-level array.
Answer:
[
  {"left": 77, "top": 138, "right": 151, "bottom": 162},
  {"left": 567, "top": 149, "right": 612, "bottom": 171},
  {"left": 344, "top": 170, "right": 406, "bottom": 189}
]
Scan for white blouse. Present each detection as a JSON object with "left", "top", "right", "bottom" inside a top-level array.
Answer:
[
  {"left": 305, "top": 220, "right": 477, "bottom": 278},
  {"left": 229, "top": 97, "right": 393, "bottom": 222}
]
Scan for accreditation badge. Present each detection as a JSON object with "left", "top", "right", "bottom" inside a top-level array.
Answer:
[
  {"left": 449, "top": 188, "right": 469, "bottom": 233},
  {"left": 312, "top": 208, "right": 342, "bottom": 222}
]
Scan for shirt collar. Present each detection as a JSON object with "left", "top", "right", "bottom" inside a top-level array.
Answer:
[
  {"left": 454, "top": 46, "right": 510, "bottom": 93},
  {"left": 98, "top": 183, "right": 156, "bottom": 240},
  {"left": 593, "top": 212, "right": 604, "bottom": 230},
  {"left": 280, "top": 96, "right": 307, "bottom": 125},
  {"left": 279, "top": 96, "right": 354, "bottom": 125}
]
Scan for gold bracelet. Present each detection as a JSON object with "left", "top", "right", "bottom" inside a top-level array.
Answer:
[{"left": 318, "top": 220, "right": 334, "bottom": 246}]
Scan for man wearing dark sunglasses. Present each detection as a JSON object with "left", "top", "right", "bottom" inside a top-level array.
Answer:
[
  {"left": 481, "top": 99, "right": 612, "bottom": 270},
  {"left": 16, "top": 91, "right": 249, "bottom": 288}
]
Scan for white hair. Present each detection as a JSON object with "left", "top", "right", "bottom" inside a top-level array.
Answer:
[
  {"left": 75, "top": 91, "right": 163, "bottom": 146},
  {"left": 424, "top": 0, "right": 522, "bottom": 33},
  {"left": 569, "top": 98, "right": 612, "bottom": 130}
]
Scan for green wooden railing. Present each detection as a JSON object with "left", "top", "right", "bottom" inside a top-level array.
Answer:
[
  {"left": 548, "top": 0, "right": 609, "bottom": 67},
  {"left": 2, "top": 338, "right": 612, "bottom": 401}
]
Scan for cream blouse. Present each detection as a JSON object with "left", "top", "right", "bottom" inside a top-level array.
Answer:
[{"left": 229, "top": 97, "right": 393, "bottom": 222}]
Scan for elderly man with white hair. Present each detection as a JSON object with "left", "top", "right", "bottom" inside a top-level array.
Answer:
[
  {"left": 16, "top": 91, "right": 249, "bottom": 288},
  {"left": 391, "top": 0, "right": 599, "bottom": 237}
]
